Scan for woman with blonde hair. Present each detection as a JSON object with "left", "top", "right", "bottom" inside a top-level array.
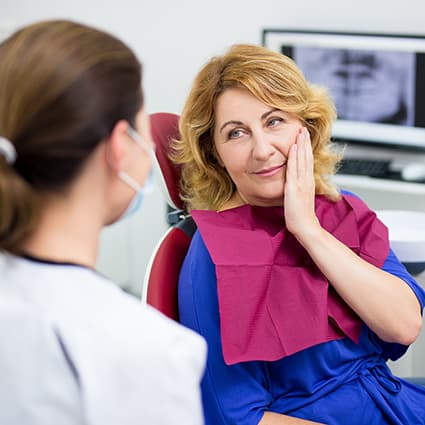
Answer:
[
  {"left": 173, "top": 44, "right": 425, "bottom": 424},
  {"left": 0, "top": 20, "right": 205, "bottom": 425}
]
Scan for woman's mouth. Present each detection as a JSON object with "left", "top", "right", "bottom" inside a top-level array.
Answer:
[{"left": 253, "top": 163, "right": 285, "bottom": 177}]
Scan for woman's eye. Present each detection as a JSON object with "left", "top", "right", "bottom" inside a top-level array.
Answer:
[
  {"left": 228, "top": 129, "right": 244, "bottom": 139},
  {"left": 267, "top": 117, "right": 283, "bottom": 127}
]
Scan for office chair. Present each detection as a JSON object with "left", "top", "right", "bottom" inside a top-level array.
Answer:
[{"left": 141, "top": 112, "right": 196, "bottom": 321}]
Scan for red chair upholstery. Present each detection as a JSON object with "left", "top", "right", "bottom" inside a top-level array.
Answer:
[
  {"left": 142, "top": 113, "right": 196, "bottom": 321},
  {"left": 149, "top": 112, "right": 183, "bottom": 211}
]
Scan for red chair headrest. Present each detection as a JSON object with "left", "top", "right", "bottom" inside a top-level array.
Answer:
[{"left": 150, "top": 112, "right": 183, "bottom": 211}]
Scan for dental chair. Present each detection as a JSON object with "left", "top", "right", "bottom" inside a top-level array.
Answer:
[{"left": 141, "top": 112, "right": 196, "bottom": 321}]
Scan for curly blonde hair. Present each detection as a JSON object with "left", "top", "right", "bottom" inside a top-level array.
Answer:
[{"left": 172, "top": 44, "right": 341, "bottom": 211}]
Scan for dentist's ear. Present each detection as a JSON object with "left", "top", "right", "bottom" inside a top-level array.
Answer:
[{"left": 105, "top": 120, "right": 130, "bottom": 173}]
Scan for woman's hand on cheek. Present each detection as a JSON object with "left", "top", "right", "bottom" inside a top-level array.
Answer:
[{"left": 284, "top": 128, "right": 320, "bottom": 240}]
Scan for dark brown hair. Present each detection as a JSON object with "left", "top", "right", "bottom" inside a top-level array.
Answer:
[{"left": 0, "top": 20, "right": 143, "bottom": 252}]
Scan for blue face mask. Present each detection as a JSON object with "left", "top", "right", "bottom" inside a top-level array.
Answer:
[
  {"left": 119, "top": 167, "right": 154, "bottom": 219},
  {"left": 118, "top": 127, "right": 155, "bottom": 220}
]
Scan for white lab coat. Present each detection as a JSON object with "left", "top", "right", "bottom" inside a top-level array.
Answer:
[{"left": 0, "top": 254, "right": 206, "bottom": 425}]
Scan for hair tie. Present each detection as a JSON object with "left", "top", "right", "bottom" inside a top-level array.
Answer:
[{"left": 0, "top": 137, "right": 17, "bottom": 164}]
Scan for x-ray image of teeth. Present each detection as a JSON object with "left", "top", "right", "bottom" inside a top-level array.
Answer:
[{"left": 294, "top": 47, "right": 416, "bottom": 126}]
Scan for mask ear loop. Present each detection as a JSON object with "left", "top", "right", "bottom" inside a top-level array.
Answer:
[
  {"left": 103, "top": 124, "right": 145, "bottom": 193},
  {"left": 126, "top": 126, "right": 154, "bottom": 156},
  {"left": 125, "top": 125, "right": 156, "bottom": 194},
  {"left": 0, "top": 137, "right": 17, "bottom": 164},
  {"left": 118, "top": 169, "right": 143, "bottom": 192}
]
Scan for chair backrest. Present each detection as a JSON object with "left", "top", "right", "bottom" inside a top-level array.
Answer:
[
  {"left": 149, "top": 112, "right": 184, "bottom": 211},
  {"left": 142, "top": 112, "right": 196, "bottom": 321}
]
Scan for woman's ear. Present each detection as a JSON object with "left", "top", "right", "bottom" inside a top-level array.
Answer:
[{"left": 105, "top": 120, "right": 130, "bottom": 173}]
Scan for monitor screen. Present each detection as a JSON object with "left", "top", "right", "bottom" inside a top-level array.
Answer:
[{"left": 263, "top": 30, "right": 425, "bottom": 151}]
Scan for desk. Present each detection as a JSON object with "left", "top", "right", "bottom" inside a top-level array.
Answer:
[
  {"left": 333, "top": 175, "right": 425, "bottom": 212},
  {"left": 333, "top": 140, "right": 425, "bottom": 212}
]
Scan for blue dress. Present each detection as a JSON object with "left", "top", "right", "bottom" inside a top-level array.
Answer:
[{"left": 178, "top": 194, "right": 425, "bottom": 425}]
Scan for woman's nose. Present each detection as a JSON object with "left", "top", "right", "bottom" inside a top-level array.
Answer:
[{"left": 251, "top": 133, "right": 275, "bottom": 161}]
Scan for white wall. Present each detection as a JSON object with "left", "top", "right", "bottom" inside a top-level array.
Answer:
[{"left": 5, "top": 0, "right": 425, "bottom": 115}]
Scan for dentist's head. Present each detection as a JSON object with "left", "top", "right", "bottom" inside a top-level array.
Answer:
[{"left": 0, "top": 20, "right": 153, "bottom": 258}]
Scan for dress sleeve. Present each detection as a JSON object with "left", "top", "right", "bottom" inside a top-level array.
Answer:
[
  {"left": 382, "top": 249, "right": 425, "bottom": 311},
  {"left": 376, "top": 248, "right": 425, "bottom": 361},
  {"left": 340, "top": 190, "right": 425, "bottom": 360},
  {"left": 178, "top": 231, "right": 273, "bottom": 425}
]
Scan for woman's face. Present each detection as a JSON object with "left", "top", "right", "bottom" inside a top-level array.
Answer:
[{"left": 213, "top": 88, "right": 303, "bottom": 207}]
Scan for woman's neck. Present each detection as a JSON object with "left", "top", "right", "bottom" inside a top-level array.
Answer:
[
  {"left": 218, "top": 192, "right": 246, "bottom": 212},
  {"left": 219, "top": 191, "right": 284, "bottom": 211},
  {"left": 20, "top": 196, "right": 103, "bottom": 268}
]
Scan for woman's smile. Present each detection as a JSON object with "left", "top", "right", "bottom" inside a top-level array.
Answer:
[{"left": 252, "top": 163, "right": 286, "bottom": 177}]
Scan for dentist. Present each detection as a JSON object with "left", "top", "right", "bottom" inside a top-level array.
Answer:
[{"left": 0, "top": 19, "right": 205, "bottom": 425}]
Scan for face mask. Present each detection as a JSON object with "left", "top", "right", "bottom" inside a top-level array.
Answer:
[
  {"left": 117, "top": 126, "right": 155, "bottom": 220},
  {"left": 119, "top": 167, "right": 154, "bottom": 219}
]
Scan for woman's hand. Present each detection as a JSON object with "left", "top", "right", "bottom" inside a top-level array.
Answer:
[
  {"left": 283, "top": 128, "right": 422, "bottom": 345},
  {"left": 284, "top": 127, "right": 320, "bottom": 240}
]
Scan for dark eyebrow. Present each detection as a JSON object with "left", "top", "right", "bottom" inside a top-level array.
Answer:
[
  {"left": 219, "top": 108, "right": 281, "bottom": 134},
  {"left": 261, "top": 108, "right": 281, "bottom": 120}
]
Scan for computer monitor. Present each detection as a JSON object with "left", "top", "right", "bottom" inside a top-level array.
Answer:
[{"left": 263, "top": 29, "right": 425, "bottom": 151}]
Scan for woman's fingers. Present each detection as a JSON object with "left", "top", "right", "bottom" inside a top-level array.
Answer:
[
  {"left": 290, "top": 127, "right": 313, "bottom": 181},
  {"left": 303, "top": 127, "right": 314, "bottom": 181},
  {"left": 285, "top": 127, "right": 314, "bottom": 193},
  {"left": 286, "top": 140, "right": 297, "bottom": 184}
]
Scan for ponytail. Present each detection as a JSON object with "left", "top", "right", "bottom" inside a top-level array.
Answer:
[{"left": 0, "top": 159, "right": 40, "bottom": 253}]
